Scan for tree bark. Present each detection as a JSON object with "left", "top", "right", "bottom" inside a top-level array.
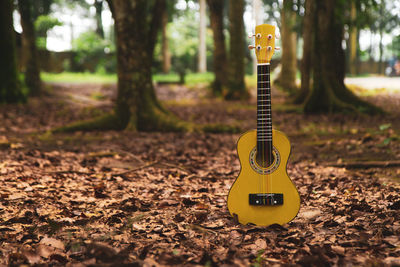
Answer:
[
  {"left": 94, "top": 0, "right": 105, "bottom": 38},
  {"left": 303, "top": 0, "right": 382, "bottom": 114},
  {"left": 348, "top": 1, "right": 357, "bottom": 75},
  {"left": 0, "top": 0, "right": 25, "bottom": 103},
  {"left": 294, "top": 0, "right": 313, "bottom": 104},
  {"left": 161, "top": 7, "right": 171, "bottom": 73},
  {"left": 207, "top": 0, "right": 227, "bottom": 95},
  {"left": 198, "top": 0, "right": 207, "bottom": 73},
  {"left": 226, "top": 0, "right": 248, "bottom": 100},
  {"left": 275, "top": 0, "right": 297, "bottom": 94},
  {"left": 18, "top": 0, "right": 42, "bottom": 96},
  {"left": 107, "top": 0, "right": 186, "bottom": 131}
]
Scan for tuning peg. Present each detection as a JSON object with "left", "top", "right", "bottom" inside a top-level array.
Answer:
[
  {"left": 248, "top": 45, "right": 255, "bottom": 49},
  {"left": 267, "top": 34, "right": 273, "bottom": 40},
  {"left": 275, "top": 46, "right": 281, "bottom": 50},
  {"left": 248, "top": 33, "right": 262, "bottom": 39}
]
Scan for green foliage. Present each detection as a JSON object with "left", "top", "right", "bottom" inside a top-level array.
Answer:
[
  {"left": 72, "top": 31, "right": 115, "bottom": 73},
  {"left": 154, "top": 7, "right": 213, "bottom": 73},
  {"left": 389, "top": 35, "right": 400, "bottom": 57},
  {"left": 35, "top": 15, "right": 62, "bottom": 33}
]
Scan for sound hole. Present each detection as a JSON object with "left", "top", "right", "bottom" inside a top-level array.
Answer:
[{"left": 255, "top": 152, "right": 275, "bottom": 168}]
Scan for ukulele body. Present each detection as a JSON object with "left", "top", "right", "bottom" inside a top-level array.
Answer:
[{"left": 227, "top": 129, "right": 300, "bottom": 226}]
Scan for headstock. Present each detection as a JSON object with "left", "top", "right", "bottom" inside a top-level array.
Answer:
[{"left": 248, "top": 24, "right": 279, "bottom": 64}]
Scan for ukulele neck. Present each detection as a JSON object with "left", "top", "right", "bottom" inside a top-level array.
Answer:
[{"left": 256, "top": 63, "right": 273, "bottom": 166}]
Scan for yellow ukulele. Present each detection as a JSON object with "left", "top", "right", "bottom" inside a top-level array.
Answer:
[{"left": 227, "top": 24, "right": 300, "bottom": 226}]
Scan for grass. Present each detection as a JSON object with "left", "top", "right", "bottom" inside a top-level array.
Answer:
[
  {"left": 42, "top": 72, "right": 216, "bottom": 85},
  {"left": 42, "top": 71, "right": 263, "bottom": 87},
  {"left": 41, "top": 72, "right": 117, "bottom": 84}
]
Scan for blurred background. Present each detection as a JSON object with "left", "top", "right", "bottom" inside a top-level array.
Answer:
[
  {"left": 10, "top": 0, "right": 400, "bottom": 77},
  {"left": 1, "top": 0, "right": 400, "bottom": 128}
]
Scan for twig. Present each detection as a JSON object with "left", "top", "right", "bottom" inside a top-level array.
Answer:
[
  {"left": 111, "top": 161, "right": 159, "bottom": 177},
  {"left": 330, "top": 160, "right": 400, "bottom": 169},
  {"left": 45, "top": 170, "right": 93, "bottom": 175}
]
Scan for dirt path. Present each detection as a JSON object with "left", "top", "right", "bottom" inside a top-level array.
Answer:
[
  {"left": 345, "top": 76, "right": 400, "bottom": 91},
  {"left": 0, "top": 82, "right": 399, "bottom": 265}
]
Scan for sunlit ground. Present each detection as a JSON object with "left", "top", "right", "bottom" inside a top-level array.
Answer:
[{"left": 41, "top": 72, "right": 400, "bottom": 97}]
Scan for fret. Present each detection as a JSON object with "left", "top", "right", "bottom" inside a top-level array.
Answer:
[{"left": 257, "top": 62, "right": 273, "bottom": 152}]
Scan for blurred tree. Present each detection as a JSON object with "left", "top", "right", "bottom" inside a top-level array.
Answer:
[
  {"left": 226, "top": 0, "right": 248, "bottom": 100},
  {"left": 274, "top": 0, "right": 297, "bottom": 95},
  {"left": 104, "top": 0, "right": 186, "bottom": 131},
  {"left": 18, "top": 0, "right": 42, "bottom": 96},
  {"left": 348, "top": 1, "right": 357, "bottom": 75},
  {"left": 207, "top": 0, "right": 227, "bottom": 96},
  {"left": 198, "top": 0, "right": 207, "bottom": 73},
  {"left": 294, "top": 0, "right": 313, "bottom": 104},
  {"left": 303, "top": 0, "right": 381, "bottom": 114},
  {"left": 31, "top": 0, "right": 55, "bottom": 48},
  {"left": 161, "top": 6, "right": 171, "bottom": 73},
  {"left": 94, "top": 0, "right": 104, "bottom": 38},
  {"left": 34, "top": 15, "right": 62, "bottom": 49},
  {"left": 0, "top": 0, "right": 25, "bottom": 103}
]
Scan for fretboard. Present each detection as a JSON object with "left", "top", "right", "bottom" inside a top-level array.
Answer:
[{"left": 256, "top": 64, "right": 273, "bottom": 167}]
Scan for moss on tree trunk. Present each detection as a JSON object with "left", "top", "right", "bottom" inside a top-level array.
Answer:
[
  {"left": 0, "top": 0, "right": 25, "bottom": 104},
  {"left": 303, "top": 0, "right": 382, "bottom": 115},
  {"left": 57, "top": 0, "right": 189, "bottom": 133}
]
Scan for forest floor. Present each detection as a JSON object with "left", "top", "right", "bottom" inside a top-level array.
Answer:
[{"left": 0, "top": 80, "right": 400, "bottom": 266}]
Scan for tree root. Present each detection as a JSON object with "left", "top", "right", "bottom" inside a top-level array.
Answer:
[{"left": 52, "top": 113, "right": 124, "bottom": 133}]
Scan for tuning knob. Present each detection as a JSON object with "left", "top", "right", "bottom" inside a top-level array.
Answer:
[
  {"left": 267, "top": 34, "right": 273, "bottom": 40},
  {"left": 275, "top": 46, "right": 281, "bottom": 50},
  {"left": 248, "top": 45, "right": 262, "bottom": 51},
  {"left": 248, "top": 33, "right": 262, "bottom": 38}
]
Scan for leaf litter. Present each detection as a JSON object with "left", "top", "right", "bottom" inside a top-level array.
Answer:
[{"left": 0, "top": 82, "right": 399, "bottom": 265}]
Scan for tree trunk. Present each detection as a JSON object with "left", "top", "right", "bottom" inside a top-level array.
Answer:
[
  {"left": 107, "top": 0, "right": 186, "bottom": 131},
  {"left": 303, "top": 0, "right": 381, "bottom": 114},
  {"left": 378, "top": 0, "right": 385, "bottom": 74},
  {"left": 226, "top": 0, "right": 248, "bottom": 100},
  {"left": 18, "top": 0, "right": 42, "bottom": 96},
  {"left": 252, "top": 0, "right": 262, "bottom": 76},
  {"left": 274, "top": 0, "right": 297, "bottom": 94},
  {"left": 207, "top": 0, "right": 227, "bottom": 95},
  {"left": 348, "top": 1, "right": 357, "bottom": 75},
  {"left": 198, "top": 0, "right": 207, "bottom": 73},
  {"left": 0, "top": 0, "right": 25, "bottom": 104},
  {"left": 94, "top": 0, "right": 105, "bottom": 38},
  {"left": 161, "top": 7, "right": 171, "bottom": 74},
  {"left": 294, "top": 0, "right": 313, "bottom": 104}
]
